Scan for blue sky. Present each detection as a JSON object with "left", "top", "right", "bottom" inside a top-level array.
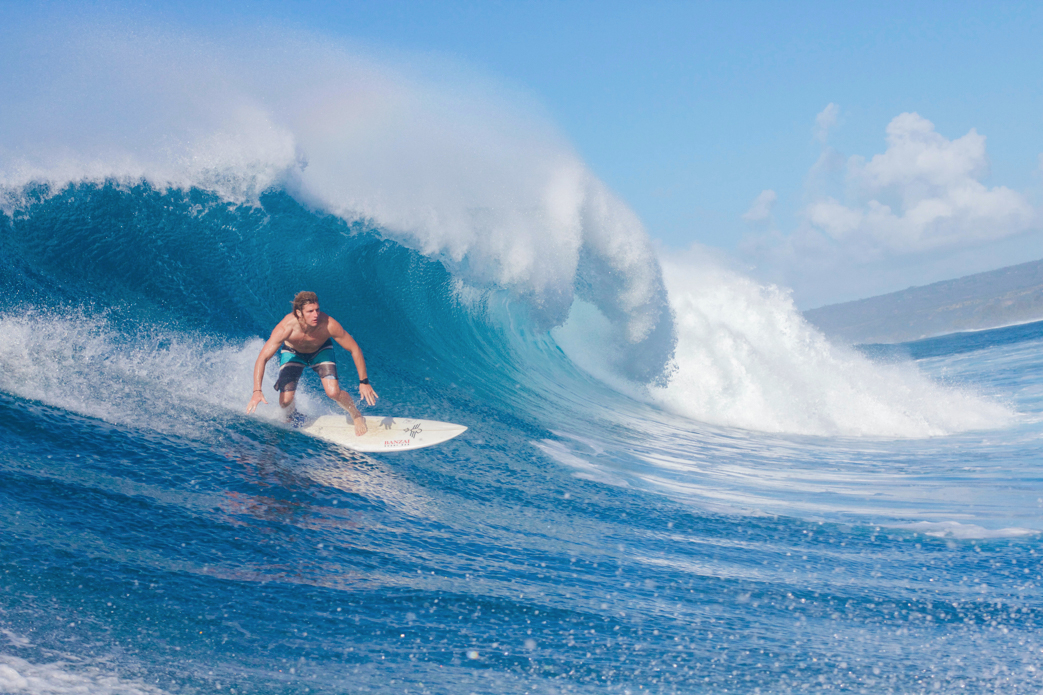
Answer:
[
  {"left": 8, "top": 1, "right": 1043, "bottom": 306},
  {"left": 297, "top": 1, "right": 1042, "bottom": 246}
]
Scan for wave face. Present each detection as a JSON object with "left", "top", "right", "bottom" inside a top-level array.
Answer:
[{"left": 2, "top": 19, "right": 1042, "bottom": 695}]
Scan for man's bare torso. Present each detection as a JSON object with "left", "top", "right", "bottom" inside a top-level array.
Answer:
[{"left": 280, "top": 312, "right": 332, "bottom": 352}]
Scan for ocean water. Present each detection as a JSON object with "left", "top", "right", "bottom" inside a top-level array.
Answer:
[
  {"left": 1, "top": 182, "right": 1041, "bottom": 695},
  {"left": 2, "top": 24, "right": 1042, "bottom": 695}
]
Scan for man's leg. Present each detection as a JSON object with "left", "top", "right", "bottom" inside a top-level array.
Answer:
[
  {"left": 274, "top": 363, "right": 304, "bottom": 424},
  {"left": 279, "top": 389, "right": 296, "bottom": 419},
  {"left": 322, "top": 378, "right": 368, "bottom": 436}
]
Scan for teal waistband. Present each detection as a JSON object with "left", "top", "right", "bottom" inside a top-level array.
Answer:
[{"left": 278, "top": 338, "right": 335, "bottom": 367}]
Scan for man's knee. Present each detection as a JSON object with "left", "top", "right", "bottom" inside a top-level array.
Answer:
[{"left": 322, "top": 380, "right": 341, "bottom": 398}]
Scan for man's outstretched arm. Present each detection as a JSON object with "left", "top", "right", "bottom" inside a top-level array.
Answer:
[
  {"left": 328, "top": 318, "right": 379, "bottom": 406},
  {"left": 246, "top": 323, "right": 291, "bottom": 413}
]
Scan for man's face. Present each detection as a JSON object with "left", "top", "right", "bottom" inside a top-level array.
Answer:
[{"left": 299, "top": 302, "right": 320, "bottom": 326}]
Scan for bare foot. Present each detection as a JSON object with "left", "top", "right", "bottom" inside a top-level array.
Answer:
[
  {"left": 284, "top": 406, "right": 304, "bottom": 427},
  {"left": 353, "top": 415, "right": 368, "bottom": 437}
]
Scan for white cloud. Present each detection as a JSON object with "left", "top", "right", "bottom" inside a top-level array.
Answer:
[
  {"left": 807, "top": 112, "right": 1036, "bottom": 254},
  {"left": 741, "top": 189, "right": 777, "bottom": 224},
  {"left": 742, "top": 111, "right": 1041, "bottom": 306},
  {"left": 814, "top": 103, "right": 840, "bottom": 143}
]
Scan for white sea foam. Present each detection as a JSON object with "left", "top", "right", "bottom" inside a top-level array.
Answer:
[
  {"left": 0, "top": 310, "right": 309, "bottom": 436},
  {"left": 891, "top": 521, "right": 1040, "bottom": 540},
  {"left": 555, "top": 246, "right": 1014, "bottom": 437},
  {"left": 533, "top": 439, "right": 632, "bottom": 488},
  {"left": 645, "top": 248, "right": 1014, "bottom": 436},
  {"left": 0, "top": 19, "right": 668, "bottom": 363},
  {"left": 0, "top": 654, "right": 168, "bottom": 695}
]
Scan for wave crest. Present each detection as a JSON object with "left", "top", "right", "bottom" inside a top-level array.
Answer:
[{"left": 0, "top": 19, "right": 674, "bottom": 381}]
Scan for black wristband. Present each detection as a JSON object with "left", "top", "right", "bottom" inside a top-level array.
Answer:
[{"left": 359, "top": 378, "right": 370, "bottom": 385}]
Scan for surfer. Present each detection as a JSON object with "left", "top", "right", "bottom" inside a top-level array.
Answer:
[{"left": 245, "top": 291, "right": 378, "bottom": 436}]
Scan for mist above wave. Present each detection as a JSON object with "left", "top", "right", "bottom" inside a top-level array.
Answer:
[{"left": 0, "top": 18, "right": 673, "bottom": 382}]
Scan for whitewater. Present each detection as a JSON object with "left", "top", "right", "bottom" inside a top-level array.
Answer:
[{"left": 2, "top": 21, "right": 1041, "bottom": 695}]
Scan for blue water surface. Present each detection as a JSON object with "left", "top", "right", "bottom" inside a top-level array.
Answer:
[{"left": 1, "top": 184, "right": 1041, "bottom": 694}]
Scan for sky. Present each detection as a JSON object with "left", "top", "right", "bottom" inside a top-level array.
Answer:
[{"left": 6, "top": 0, "right": 1043, "bottom": 307}]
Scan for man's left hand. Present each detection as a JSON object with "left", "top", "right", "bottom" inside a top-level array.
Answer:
[{"left": 359, "top": 383, "right": 378, "bottom": 406}]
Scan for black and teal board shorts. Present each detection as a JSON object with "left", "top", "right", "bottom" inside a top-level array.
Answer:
[{"left": 274, "top": 338, "right": 338, "bottom": 392}]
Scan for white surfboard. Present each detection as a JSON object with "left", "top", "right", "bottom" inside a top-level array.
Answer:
[{"left": 301, "top": 415, "right": 467, "bottom": 453}]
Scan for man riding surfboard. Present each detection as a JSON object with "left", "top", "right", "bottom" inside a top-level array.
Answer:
[{"left": 246, "top": 291, "right": 378, "bottom": 435}]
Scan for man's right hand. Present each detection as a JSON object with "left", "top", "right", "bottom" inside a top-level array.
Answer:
[{"left": 246, "top": 390, "right": 268, "bottom": 414}]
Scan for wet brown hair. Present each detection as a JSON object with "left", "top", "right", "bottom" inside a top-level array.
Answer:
[{"left": 292, "top": 291, "right": 319, "bottom": 318}]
